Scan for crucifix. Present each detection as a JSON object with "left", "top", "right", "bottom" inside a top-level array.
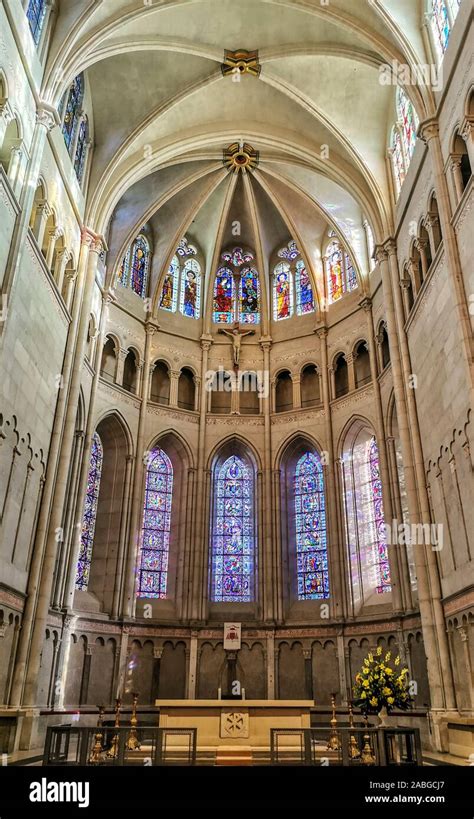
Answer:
[{"left": 218, "top": 322, "right": 255, "bottom": 370}]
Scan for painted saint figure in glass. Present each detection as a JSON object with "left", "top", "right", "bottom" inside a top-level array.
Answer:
[
  {"left": 295, "top": 260, "right": 314, "bottom": 315},
  {"left": 160, "top": 255, "right": 179, "bottom": 312},
  {"left": 239, "top": 267, "right": 260, "bottom": 324},
  {"left": 138, "top": 448, "right": 173, "bottom": 598},
  {"left": 273, "top": 262, "right": 293, "bottom": 320},
  {"left": 75, "top": 432, "right": 103, "bottom": 591},
  {"left": 130, "top": 235, "right": 150, "bottom": 297},
  {"left": 213, "top": 268, "right": 234, "bottom": 323},
  {"left": 62, "top": 75, "right": 84, "bottom": 151},
  {"left": 211, "top": 455, "right": 254, "bottom": 602},
  {"left": 180, "top": 259, "right": 201, "bottom": 318},
  {"left": 294, "top": 452, "right": 329, "bottom": 599}
]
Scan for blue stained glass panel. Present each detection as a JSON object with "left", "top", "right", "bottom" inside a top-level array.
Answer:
[
  {"left": 75, "top": 432, "right": 103, "bottom": 591},
  {"left": 294, "top": 452, "right": 329, "bottom": 600},
  {"left": 432, "top": 0, "right": 451, "bottom": 56},
  {"left": 273, "top": 262, "right": 293, "bottom": 320},
  {"left": 62, "top": 75, "right": 84, "bottom": 151},
  {"left": 221, "top": 247, "right": 253, "bottom": 267},
  {"left": 138, "top": 448, "right": 173, "bottom": 598},
  {"left": 160, "top": 255, "right": 179, "bottom": 312},
  {"left": 213, "top": 267, "right": 234, "bottom": 323},
  {"left": 239, "top": 267, "right": 260, "bottom": 324},
  {"left": 278, "top": 240, "right": 300, "bottom": 261},
  {"left": 74, "top": 117, "right": 88, "bottom": 184},
  {"left": 295, "top": 259, "right": 314, "bottom": 315},
  {"left": 27, "top": 0, "right": 46, "bottom": 45},
  {"left": 368, "top": 438, "right": 391, "bottom": 593},
  {"left": 180, "top": 259, "right": 201, "bottom": 319},
  {"left": 130, "top": 235, "right": 150, "bottom": 298},
  {"left": 211, "top": 455, "right": 254, "bottom": 602}
]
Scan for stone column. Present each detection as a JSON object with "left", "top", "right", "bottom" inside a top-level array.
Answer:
[
  {"left": 425, "top": 212, "right": 441, "bottom": 258},
  {"left": 51, "top": 428, "right": 83, "bottom": 609},
  {"left": 31, "top": 200, "right": 52, "bottom": 248},
  {"left": 346, "top": 353, "right": 356, "bottom": 392},
  {"left": 317, "top": 328, "right": 346, "bottom": 618},
  {"left": 122, "top": 322, "right": 156, "bottom": 617},
  {"left": 0, "top": 98, "right": 14, "bottom": 147},
  {"left": 115, "top": 348, "right": 128, "bottom": 388},
  {"left": 415, "top": 238, "right": 429, "bottom": 281},
  {"left": 336, "top": 634, "right": 348, "bottom": 704},
  {"left": 360, "top": 296, "right": 402, "bottom": 612},
  {"left": 303, "top": 649, "right": 313, "bottom": 700},
  {"left": 419, "top": 119, "right": 474, "bottom": 385},
  {"left": 377, "top": 243, "right": 456, "bottom": 717},
  {"left": 461, "top": 117, "right": 474, "bottom": 171},
  {"left": 190, "top": 337, "right": 212, "bottom": 620},
  {"left": 450, "top": 156, "right": 465, "bottom": 203},
  {"left": 115, "top": 627, "right": 131, "bottom": 700},
  {"left": 169, "top": 370, "right": 180, "bottom": 407},
  {"left": 266, "top": 631, "right": 275, "bottom": 699},
  {"left": 45, "top": 227, "right": 61, "bottom": 271},
  {"left": 193, "top": 375, "right": 201, "bottom": 412},
  {"left": 54, "top": 248, "right": 71, "bottom": 294},
  {"left": 63, "top": 270, "right": 77, "bottom": 313},
  {"left": 151, "top": 647, "right": 163, "bottom": 702},
  {"left": 457, "top": 627, "right": 474, "bottom": 710},
  {"left": 1, "top": 103, "right": 60, "bottom": 312},
  {"left": 386, "top": 435, "right": 413, "bottom": 611},
  {"left": 292, "top": 375, "right": 301, "bottom": 409},
  {"left": 7, "top": 139, "right": 29, "bottom": 198},
  {"left": 261, "top": 337, "right": 274, "bottom": 622},
  {"left": 112, "top": 454, "right": 134, "bottom": 619},
  {"left": 10, "top": 230, "right": 105, "bottom": 707},
  {"left": 400, "top": 277, "right": 413, "bottom": 319}
]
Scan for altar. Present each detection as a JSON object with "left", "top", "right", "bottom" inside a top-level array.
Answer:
[{"left": 155, "top": 699, "right": 313, "bottom": 754}]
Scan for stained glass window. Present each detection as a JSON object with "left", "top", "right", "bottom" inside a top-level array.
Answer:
[
  {"left": 62, "top": 75, "right": 84, "bottom": 151},
  {"left": 273, "top": 262, "right": 293, "bottom": 320},
  {"left": 391, "top": 127, "right": 406, "bottom": 197},
  {"left": 180, "top": 259, "right": 201, "bottom": 318},
  {"left": 160, "top": 255, "right": 179, "bottom": 312},
  {"left": 397, "top": 88, "right": 418, "bottom": 163},
  {"left": 75, "top": 432, "right": 103, "bottom": 591},
  {"left": 138, "top": 448, "right": 173, "bottom": 599},
  {"left": 367, "top": 438, "right": 391, "bottom": 593},
  {"left": 130, "top": 235, "right": 150, "bottom": 298},
  {"left": 278, "top": 240, "right": 300, "bottom": 261},
  {"left": 118, "top": 248, "right": 131, "bottom": 287},
  {"left": 295, "top": 452, "right": 329, "bottom": 600},
  {"left": 344, "top": 254, "right": 357, "bottom": 292},
  {"left": 177, "top": 237, "right": 197, "bottom": 257},
  {"left": 295, "top": 260, "right": 314, "bottom": 315},
  {"left": 27, "top": 0, "right": 46, "bottom": 45},
  {"left": 239, "top": 267, "right": 260, "bottom": 324},
  {"left": 431, "top": 0, "right": 451, "bottom": 58},
  {"left": 74, "top": 116, "right": 88, "bottom": 184},
  {"left": 211, "top": 455, "right": 254, "bottom": 603},
  {"left": 326, "top": 241, "right": 344, "bottom": 303},
  {"left": 222, "top": 247, "right": 253, "bottom": 267},
  {"left": 213, "top": 267, "right": 234, "bottom": 323}
]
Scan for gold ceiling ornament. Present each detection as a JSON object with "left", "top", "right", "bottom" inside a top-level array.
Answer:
[
  {"left": 223, "top": 142, "right": 259, "bottom": 172},
  {"left": 221, "top": 49, "right": 261, "bottom": 78}
]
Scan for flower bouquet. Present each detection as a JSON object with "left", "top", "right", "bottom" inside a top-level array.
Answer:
[{"left": 352, "top": 647, "right": 412, "bottom": 716}]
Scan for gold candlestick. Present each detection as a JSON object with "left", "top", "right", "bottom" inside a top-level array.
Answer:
[
  {"left": 89, "top": 705, "right": 105, "bottom": 765},
  {"left": 361, "top": 715, "right": 376, "bottom": 765},
  {"left": 126, "top": 692, "right": 141, "bottom": 751},
  {"left": 326, "top": 693, "right": 341, "bottom": 751},
  {"left": 106, "top": 698, "right": 121, "bottom": 759},
  {"left": 348, "top": 702, "right": 361, "bottom": 760}
]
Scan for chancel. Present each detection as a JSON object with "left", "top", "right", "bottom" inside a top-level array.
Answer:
[{"left": 0, "top": 0, "right": 473, "bottom": 770}]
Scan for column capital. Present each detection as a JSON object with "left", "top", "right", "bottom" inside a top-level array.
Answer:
[
  {"left": 374, "top": 244, "right": 388, "bottom": 264},
  {"left": 461, "top": 116, "right": 474, "bottom": 142},
  {"left": 383, "top": 238, "right": 398, "bottom": 257},
  {"left": 55, "top": 247, "right": 71, "bottom": 263},
  {"left": 36, "top": 102, "right": 60, "bottom": 131},
  {"left": 358, "top": 296, "right": 372, "bottom": 313},
  {"left": 170, "top": 369, "right": 181, "bottom": 379},
  {"left": 201, "top": 333, "right": 213, "bottom": 351},
  {"left": 0, "top": 98, "right": 13, "bottom": 123},
  {"left": 418, "top": 117, "right": 439, "bottom": 144},
  {"left": 414, "top": 237, "right": 428, "bottom": 252},
  {"left": 315, "top": 326, "right": 328, "bottom": 339},
  {"left": 145, "top": 321, "right": 158, "bottom": 336},
  {"left": 457, "top": 627, "right": 468, "bottom": 642},
  {"left": 260, "top": 335, "right": 272, "bottom": 351},
  {"left": 36, "top": 199, "right": 53, "bottom": 219},
  {"left": 48, "top": 226, "right": 63, "bottom": 242}
]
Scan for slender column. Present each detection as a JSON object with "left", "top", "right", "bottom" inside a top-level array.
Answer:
[
  {"left": 386, "top": 435, "right": 413, "bottom": 610},
  {"left": 329, "top": 366, "right": 336, "bottom": 400},
  {"left": 272, "top": 468, "right": 283, "bottom": 622},
  {"left": 63, "top": 270, "right": 77, "bottom": 312},
  {"left": 377, "top": 243, "right": 456, "bottom": 713},
  {"left": 261, "top": 338, "right": 274, "bottom": 622},
  {"left": 415, "top": 238, "right": 429, "bottom": 281},
  {"left": 116, "top": 348, "right": 128, "bottom": 387},
  {"left": 292, "top": 375, "right": 301, "bottom": 409},
  {"left": 115, "top": 627, "right": 131, "bottom": 700},
  {"left": 303, "top": 649, "right": 313, "bottom": 700},
  {"left": 0, "top": 104, "right": 60, "bottom": 314},
  {"left": 31, "top": 201, "right": 52, "bottom": 248},
  {"left": 0, "top": 98, "right": 14, "bottom": 146},
  {"left": 461, "top": 117, "right": 474, "bottom": 170},
  {"left": 52, "top": 429, "right": 83, "bottom": 609},
  {"left": 266, "top": 631, "right": 275, "bottom": 699},
  {"left": 187, "top": 632, "right": 198, "bottom": 698},
  {"left": 419, "top": 119, "right": 474, "bottom": 385},
  {"left": 346, "top": 353, "right": 356, "bottom": 392},
  {"left": 122, "top": 322, "right": 156, "bottom": 617},
  {"left": 54, "top": 248, "right": 71, "bottom": 294},
  {"left": 45, "top": 228, "right": 61, "bottom": 271},
  {"left": 336, "top": 634, "right": 348, "bottom": 704},
  {"left": 169, "top": 370, "right": 180, "bottom": 407},
  {"left": 7, "top": 140, "right": 29, "bottom": 197},
  {"left": 400, "top": 278, "right": 412, "bottom": 319},
  {"left": 112, "top": 454, "right": 134, "bottom": 619},
  {"left": 359, "top": 297, "right": 402, "bottom": 612},
  {"left": 317, "top": 328, "right": 346, "bottom": 618},
  {"left": 457, "top": 628, "right": 474, "bottom": 710},
  {"left": 12, "top": 231, "right": 105, "bottom": 707},
  {"left": 193, "top": 375, "right": 201, "bottom": 412},
  {"left": 190, "top": 337, "right": 212, "bottom": 621},
  {"left": 450, "top": 156, "right": 465, "bottom": 203}
]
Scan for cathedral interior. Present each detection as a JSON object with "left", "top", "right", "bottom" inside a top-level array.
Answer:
[{"left": 0, "top": 0, "right": 473, "bottom": 769}]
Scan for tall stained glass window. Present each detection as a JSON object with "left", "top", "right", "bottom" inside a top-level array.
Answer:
[
  {"left": 391, "top": 127, "right": 406, "bottom": 197},
  {"left": 211, "top": 455, "right": 254, "bottom": 603},
  {"left": 239, "top": 267, "right": 260, "bottom": 324},
  {"left": 138, "top": 448, "right": 173, "bottom": 599},
  {"left": 325, "top": 238, "right": 357, "bottom": 304},
  {"left": 180, "top": 259, "right": 201, "bottom": 318},
  {"left": 397, "top": 88, "right": 418, "bottom": 163},
  {"left": 294, "top": 452, "right": 329, "bottom": 600},
  {"left": 75, "top": 432, "right": 103, "bottom": 591},
  {"left": 62, "top": 75, "right": 84, "bottom": 151},
  {"left": 74, "top": 116, "right": 89, "bottom": 184},
  {"left": 273, "top": 262, "right": 293, "bottom": 320},
  {"left": 130, "top": 235, "right": 150, "bottom": 297},
  {"left": 367, "top": 438, "right": 391, "bottom": 593},
  {"left": 213, "top": 267, "right": 234, "bottom": 323},
  {"left": 431, "top": 0, "right": 451, "bottom": 58},
  {"left": 295, "top": 260, "right": 314, "bottom": 315},
  {"left": 160, "top": 255, "right": 179, "bottom": 312},
  {"left": 27, "top": 0, "right": 46, "bottom": 45}
]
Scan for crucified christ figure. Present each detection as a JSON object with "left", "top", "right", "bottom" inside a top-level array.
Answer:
[{"left": 218, "top": 323, "right": 255, "bottom": 369}]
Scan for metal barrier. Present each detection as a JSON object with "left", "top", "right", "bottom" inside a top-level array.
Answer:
[
  {"left": 270, "top": 726, "right": 422, "bottom": 766},
  {"left": 43, "top": 725, "right": 197, "bottom": 766}
]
